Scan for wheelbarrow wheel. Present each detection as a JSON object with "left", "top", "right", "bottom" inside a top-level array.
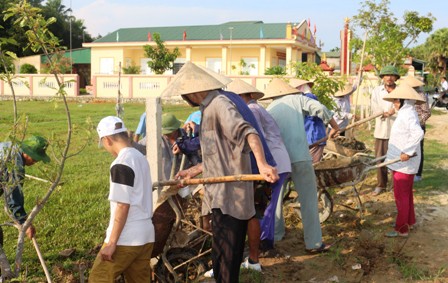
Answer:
[
  {"left": 155, "top": 247, "right": 207, "bottom": 283},
  {"left": 283, "top": 179, "right": 333, "bottom": 223}
]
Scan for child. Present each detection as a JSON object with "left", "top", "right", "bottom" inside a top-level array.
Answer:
[{"left": 383, "top": 84, "right": 424, "bottom": 237}]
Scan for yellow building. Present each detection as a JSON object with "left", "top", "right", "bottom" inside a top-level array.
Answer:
[{"left": 83, "top": 20, "right": 320, "bottom": 77}]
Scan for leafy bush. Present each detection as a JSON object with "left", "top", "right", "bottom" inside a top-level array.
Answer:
[
  {"left": 122, "top": 64, "right": 141, "bottom": 74},
  {"left": 19, "top": 63, "right": 38, "bottom": 74},
  {"left": 265, "top": 65, "right": 286, "bottom": 75}
]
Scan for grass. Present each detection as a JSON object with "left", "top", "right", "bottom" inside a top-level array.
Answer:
[{"left": 0, "top": 99, "right": 196, "bottom": 280}]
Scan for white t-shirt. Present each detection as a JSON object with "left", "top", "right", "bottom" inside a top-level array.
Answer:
[{"left": 105, "top": 147, "right": 154, "bottom": 246}]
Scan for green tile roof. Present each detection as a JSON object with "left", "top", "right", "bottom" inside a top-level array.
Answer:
[
  {"left": 41, "top": 48, "right": 91, "bottom": 64},
  {"left": 94, "top": 21, "right": 288, "bottom": 43}
]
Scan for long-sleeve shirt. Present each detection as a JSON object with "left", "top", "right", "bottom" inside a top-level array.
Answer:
[
  {"left": 247, "top": 100, "right": 291, "bottom": 174},
  {"left": 199, "top": 90, "right": 258, "bottom": 220},
  {"left": 0, "top": 142, "right": 28, "bottom": 224},
  {"left": 303, "top": 93, "right": 327, "bottom": 145},
  {"left": 386, "top": 100, "right": 424, "bottom": 174},
  {"left": 371, "top": 85, "right": 396, "bottom": 139},
  {"left": 267, "top": 94, "right": 333, "bottom": 163},
  {"left": 414, "top": 92, "right": 431, "bottom": 126},
  {"left": 219, "top": 90, "right": 276, "bottom": 173}
]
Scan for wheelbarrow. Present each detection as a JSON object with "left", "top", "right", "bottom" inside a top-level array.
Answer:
[
  {"left": 313, "top": 155, "right": 403, "bottom": 218},
  {"left": 283, "top": 155, "right": 402, "bottom": 223}
]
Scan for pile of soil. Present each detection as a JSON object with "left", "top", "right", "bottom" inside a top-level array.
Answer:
[
  {"left": 333, "top": 137, "right": 367, "bottom": 150},
  {"left": 314, "top": 156, "right": 366, "bottom": 170}
]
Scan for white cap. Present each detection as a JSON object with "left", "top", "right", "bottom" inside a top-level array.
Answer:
[{"left": 97, "top": 116, "right": 127, "bottom": 139}]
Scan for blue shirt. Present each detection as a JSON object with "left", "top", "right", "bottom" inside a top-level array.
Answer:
[
  {"left": 219, "top": 90, "right": 276, "bottom": 173},
  {"left": 135, "top": 112, "right": 146, "bottom": 137},
  {"left": 185, "top": 110, "right": 202, "bottom": 125},
  {"left": 303, "top": 93, "right": 327, "bottom": 145}
]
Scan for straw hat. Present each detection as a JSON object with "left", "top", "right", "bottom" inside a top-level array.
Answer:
[
  {"left": 383, "top": 84, "right": 425, "bottom": 104},
  {"left": 401, "top": 76, "right": 424, "bottom": 88},
  {"left": 334, "top": 84, "right": 354, "bottom": 97},
  {"left": 161, "top": 61, "right": 227, "bottom": 98},
  {"left": 259, "top": 78, "right": 299, "bottom": 100},
  {"left": 226, "top": 79, "right": 264, "bottom": 100},
  {"left": 289, "top": 78, "right": 314, "bottom": 89}
]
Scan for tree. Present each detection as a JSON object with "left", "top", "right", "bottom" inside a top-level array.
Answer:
[
  {"left": 292, "top": 62, "right": 343, "bottom": 110},
  {"left": 423, "top": 28, "right": 448, "bottom": 76},
  {"left": 0, "top": 0, "right": 93, "bottom": 58},
  {"left": 351, "top": 0, "right": 434, "bottom": 73},
  {"left": 143, "top": 33, "right": 180, "bottom": 74},
  {"left": 0, "top": 1, "right": 86, "bottom": 279}
]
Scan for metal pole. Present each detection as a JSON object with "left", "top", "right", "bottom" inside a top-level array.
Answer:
[
  {"left": 229, "top": 27, "right": 233, "bottom": 75},
  {"left": 69, "top": 0, "right": 73, "bottom": 74}
]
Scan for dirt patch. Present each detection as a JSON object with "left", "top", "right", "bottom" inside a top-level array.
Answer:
[{"left": 256, "top": 112, "right": 448, "bottom": 283}]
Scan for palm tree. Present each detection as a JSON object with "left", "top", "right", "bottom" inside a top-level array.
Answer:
[{"left": 426, "top": 28, "right": 448, "bottom": 75}]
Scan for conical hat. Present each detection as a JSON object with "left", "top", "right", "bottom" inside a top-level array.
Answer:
[
  {"left": 383, "top": 84, "right": 425, "bottom": 104},
  {"left": 226, "top": 79, "right": 264, "bottom": 100},
  {"left": 289, "top": 78, "right": 314, "bottom": 89},
  {"left": 401, "top": 76, "right": 424, "bottom": 88},
  {"left": 259, "top": 78, "right": 299, "bottom": 100},
  {"left": 161, "top": 61, "right": 226, "bottom": 97},
  {"left": 334, "top": 84, "right": 354, "bottom": 97}
]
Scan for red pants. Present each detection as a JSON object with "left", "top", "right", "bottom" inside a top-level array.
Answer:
[{"left": 392, "top": 171, "right": 416, "bottom": 233}]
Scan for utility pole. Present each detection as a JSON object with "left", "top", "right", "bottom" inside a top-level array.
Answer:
[{"left": 229, "top": 27, "right": 234, "bottom": 75}]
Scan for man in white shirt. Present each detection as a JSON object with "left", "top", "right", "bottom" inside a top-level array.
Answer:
[
  {"left": 370, "top": 65, "right": 399, "bottom": 195},
  {"left": 89, "top": 116, "right": 154, "bottom": 282},
  {"left": 441, "top": 76, "right": 448, "bottom": 92}
]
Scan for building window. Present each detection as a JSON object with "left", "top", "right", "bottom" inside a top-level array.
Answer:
[
  {"left": 100, "top": 58, "right": 114, "bottom": 74},
  {"left": 140, "top": 58, "right": 153, "bottom": 75},
  {"left": 241, "top": 57, "right": 258, "bottom": 75},
  {"left": 206, "top": 58, "right": 222, "bottom": 74}
]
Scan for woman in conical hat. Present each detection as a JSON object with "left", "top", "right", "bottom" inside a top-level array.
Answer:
[
  {"left": 228, "top": 78, "right": 292, "bottom": 250},
  {"left": 383, "top": 84, "right": 424, "bottom": 238}
]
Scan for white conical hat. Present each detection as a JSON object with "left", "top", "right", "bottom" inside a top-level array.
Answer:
[
  {"left": 259, "top": 78, "right": 299, "bottom": 100},
  {"left": 334, "top": 84, "right": 354, "bottom": 97},
  {"left": 289, "top": 78, "right": 313, "bottom": 89},
  {"left": 161, "top": 61, "right": 227, "bottom": 98},
  {"left": 226, "top": 79, "right": 264, "bottom": 100},
  {"left": 401, "top": 76, "right": 424, "bottom": 88},
  {"left": 383, "top": 84, "right": 425, "bottom": 104}
]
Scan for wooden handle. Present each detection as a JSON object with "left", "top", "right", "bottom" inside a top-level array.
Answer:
[
  {"left": 153, "top": 174, "right": 265, "bottom": 188},
  {"left": 340, "top": 112, "right": 383, "bottom": 132}
]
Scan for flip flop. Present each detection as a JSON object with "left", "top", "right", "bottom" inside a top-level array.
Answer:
[
  {"left": 305, "top": 243, "right": 332, "bottom": 254},
  {"left": 385, "top": 231, "right": 408, "bottom": 238}
]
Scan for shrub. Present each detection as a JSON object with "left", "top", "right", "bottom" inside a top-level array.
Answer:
[{"left": 20, "top": 63, "right": 37, "bottom": 74}]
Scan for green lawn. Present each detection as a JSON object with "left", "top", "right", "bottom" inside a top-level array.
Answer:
[{"left": 0, "top": 99, "right": 196, "bottom": 280}]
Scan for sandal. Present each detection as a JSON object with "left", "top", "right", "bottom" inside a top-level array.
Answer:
[
  {"left": 305, "top": 243, "right": 332, "bottom": 254},
  {"left": 385, "top": 231, "right": 408, "bottom": 238}
]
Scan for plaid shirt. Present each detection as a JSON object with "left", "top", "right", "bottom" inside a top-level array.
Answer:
[{"left": 414, "top": 92, "right": 431, "bottom": 126}]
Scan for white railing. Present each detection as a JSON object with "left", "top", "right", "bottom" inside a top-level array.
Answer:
[{"left": 0, "top": 74, "right": 79, "bottom": 97}]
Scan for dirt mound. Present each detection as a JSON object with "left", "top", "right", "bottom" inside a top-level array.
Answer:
[{"left": 333, "top": 137, "right": 367, "bottom": 150}]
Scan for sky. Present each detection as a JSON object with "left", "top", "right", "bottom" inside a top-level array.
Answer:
[{"left": 64, "top": 0, "right": 447, "bottom": 51}]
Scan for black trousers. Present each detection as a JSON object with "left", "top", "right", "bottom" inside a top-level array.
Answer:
[
  {"left": 211, "top": 209, "right": 248, "bottom": 283},
  {"left": 416, "top": 126, "right": 426, "bottom": 177}
]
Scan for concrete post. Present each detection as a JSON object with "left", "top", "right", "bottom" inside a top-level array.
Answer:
[{"left": 146, "top": 96, "right": 163, "bottom": 183}]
